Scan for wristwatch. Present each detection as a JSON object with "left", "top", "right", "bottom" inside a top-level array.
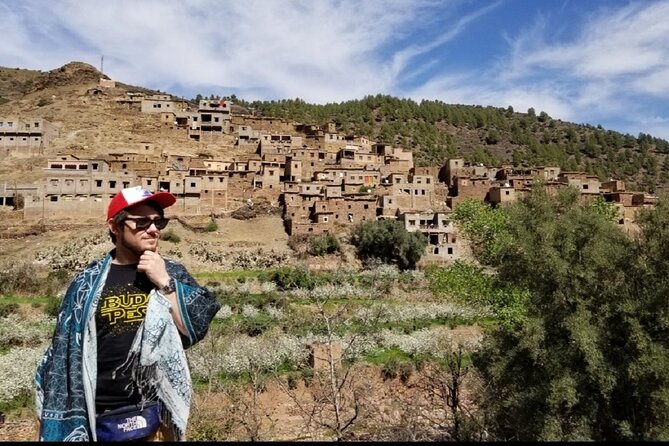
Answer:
[{"left": 159, "top": 277, "right": 176, "bottom": 295}]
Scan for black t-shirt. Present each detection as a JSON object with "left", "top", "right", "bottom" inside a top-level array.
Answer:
[{"left": 95, "top": 263, "right": 154, "bottom": 412}]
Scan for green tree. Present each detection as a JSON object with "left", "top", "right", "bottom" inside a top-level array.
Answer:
[
  {"left": 350, "top": 219, "right": 427, "bottom": 270},
  {"left": 590, "top": 195, "right": 619, "bottom": 222},
  {"left": 473, "top": 187, "right": 669, "bottom": 441},
  {"left": 451, "top": 199, "right": 511, "bottom": 265}
]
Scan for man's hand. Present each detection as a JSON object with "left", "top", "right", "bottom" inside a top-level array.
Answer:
[
  {"left": 137, "top": 250, "right": 188, "bottom": 337},
  {"left": 137, "top": 250, "right": 170, "bottom": 290}
]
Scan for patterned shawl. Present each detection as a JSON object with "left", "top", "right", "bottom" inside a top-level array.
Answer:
[{"left": 34, "top": 252, "right": 221, "bottom": 441}]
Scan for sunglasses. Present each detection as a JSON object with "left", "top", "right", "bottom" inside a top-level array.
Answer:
[{"left": 123, "top": 216, "right": 170, "bottom": 230}]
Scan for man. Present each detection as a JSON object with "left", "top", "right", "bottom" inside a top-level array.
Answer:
[{"left": 35, "top": 186, "right": 221, "bottom": 441}]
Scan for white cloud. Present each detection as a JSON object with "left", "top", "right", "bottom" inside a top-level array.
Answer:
[
  {"left": 1, "top": 0, "right": 668, "bottom": 140},
  {"left": 1, "top": 0, "right": 442, "bottom": 102}
]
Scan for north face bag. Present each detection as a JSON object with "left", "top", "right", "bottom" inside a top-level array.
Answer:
[{"left": 96, "top": 401, "right": 161, "bottom": 442}]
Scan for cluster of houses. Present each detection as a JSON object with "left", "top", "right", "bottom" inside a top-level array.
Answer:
[{"left": 1, "top": 92, "right": 657, "bottom": 263}]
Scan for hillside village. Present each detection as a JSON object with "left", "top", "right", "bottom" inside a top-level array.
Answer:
[{"left": 0, "top": 74, "right": 657, "bottom": 263}]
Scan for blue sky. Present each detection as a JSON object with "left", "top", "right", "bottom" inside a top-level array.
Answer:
[{"left": 2, "top": 0, "right": 669, "bottom": 140}]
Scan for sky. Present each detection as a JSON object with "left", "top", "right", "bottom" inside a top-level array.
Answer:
[{"left": 1, "top": 0, "right": 669, "bottom": 140}]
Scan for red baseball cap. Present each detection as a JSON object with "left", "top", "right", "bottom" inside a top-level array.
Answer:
[{"left": 107, "top": 186, "right": 176, "bottom": 219}]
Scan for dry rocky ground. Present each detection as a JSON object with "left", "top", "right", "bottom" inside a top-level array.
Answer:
[{"left": 1, "top": 352, "right": 483, "bottom": 441}]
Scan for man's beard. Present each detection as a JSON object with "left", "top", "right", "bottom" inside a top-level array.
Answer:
[{"left": 119, "top": 233, "right": 157, "bottom": 258}]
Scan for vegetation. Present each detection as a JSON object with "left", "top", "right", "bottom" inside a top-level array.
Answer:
[
  {"left": 228, "top": 94, "right": 669, "bottom": 193},
  {"left": 350, "top": 219, "right": 427, "bottom": 270},
  {"left": 0, "top": 263, "right": 71, "bottom": 297},
  {"left": 451, "top": 199, "right": 511, "bottom": 265},
  {"left": 467, "top": 188, "right": 669, "bottom": 441},
  {"left": 204, "top": 220, "right": 219, "bottom": 232},
  {"left": 308, "top": 233, "right": 341, "bottom": 256},
  {"left": 160, "top": 228, "right": 181, "bottom": 243}
]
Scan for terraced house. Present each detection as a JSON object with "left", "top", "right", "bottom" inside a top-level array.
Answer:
[{"left": 12, "top": 100, "right": 656, "bottom": 263}]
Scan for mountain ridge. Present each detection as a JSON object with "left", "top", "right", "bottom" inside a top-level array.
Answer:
[{"left": 1, "top": 61, "right": 668, "bottom": 194}]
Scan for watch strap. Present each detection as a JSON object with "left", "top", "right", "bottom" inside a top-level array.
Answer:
[{"left": 159, "top": 277, "right": 176, "bottom": 294}]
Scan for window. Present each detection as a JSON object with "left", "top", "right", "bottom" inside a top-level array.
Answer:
[
  {"left": 122, "top": 163, "right": 127, "bottom": 169},
  {"left": 0, "top": 122, "right": 3, "bottom": 127},
  {"left": 583, "top": 184, "right": 589, "bottom": 190},
  {"left": 364, "top": 204, "right": 369, "bottom": 209},
  {"left": 92, "top": 163, "right": 99, "bottom": 170},
  {"left": 109, "top": 181, "right": 116, "bottom": 188},
  {"left": 147, "top": 180, "right": 152, "bottom": 185},
  {"left": 7, "top": 122, "right": 13, "bottom": 128},
  {"left": 190, "top": 182, "right": 196, "bottom": 187},
  {"left": 95, "top": 180, "right": 102, "bottom": 187},
  {"left": 505, "top": 190, "right": 510, "bottom": 195},
  {"left": 409, "top": 219, "right": 416, "bottom": 226},
  {"left": 323, "top": 217, "right": 328, "bottom": 222},
  {"left": 123, "top": 182, "right": 130, "bottom": 188},
  {"left": 447, "top": 247, "right": 454, "bottom": 255},
  {"left": 50, "top": 196, "right": 58, "bottom": 202}
]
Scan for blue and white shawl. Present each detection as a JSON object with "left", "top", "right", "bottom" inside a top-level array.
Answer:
[{"left": 34, "top": 252, "right": 221, "bottom": 441}]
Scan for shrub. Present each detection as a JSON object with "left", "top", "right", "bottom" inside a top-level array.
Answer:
[
  {"left": 160, "top": 229, "right": 181, "bottom": 243},
  {"left": 0, "top": 345, "right": 45, "bottom": 408},
  {"left": 350, "top": 219, "right": 427, "bottom": 270},
  {"left": 270, "top": 266, "right": 315, "bottom": 291},
  {"left": 308, "top": 233, "right": 341, "bottom": 256},
  {"left": 0, "top": 262, "right": 42, "bottom": 295},
  {"left": 44, "top": 269, "right": 72, "bottom": 297},
  {"left": 0, "top": 303, "right": 19, "bottom": 318},
  {"left": 204, "top": 220, "right": 219, "bottom": 232},
  {"left": 45, "top": 297, "right": 61, "bottom": 318},
  {"left": 0, "top": 314, "right": 54, "bottom": 348},
  {"left": 381, "top": 357, "right": 414, "bottom": 383}
]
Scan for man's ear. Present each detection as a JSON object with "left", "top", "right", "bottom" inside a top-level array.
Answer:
[{"left": 107, "top": 218, "right": 119, "bottom": 235}]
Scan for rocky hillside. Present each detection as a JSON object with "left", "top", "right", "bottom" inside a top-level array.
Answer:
[
  {"left": 0, "top": 62, "right": 242, "bottom": 183},
  {"left": 2, "top": 61, "right": 669, "bottom": 194}
]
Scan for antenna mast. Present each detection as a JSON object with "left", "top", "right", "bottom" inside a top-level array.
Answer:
[{"left": 100, "top": 55, "right": 104, "bottom": 76}]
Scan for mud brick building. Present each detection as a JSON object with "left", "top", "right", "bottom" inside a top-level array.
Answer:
[
  {"left": 0, "top": 117, "right": 58, "bottom": 157},
  {"left": 13, "top": 97, "right": 657, "bottom": 263}
]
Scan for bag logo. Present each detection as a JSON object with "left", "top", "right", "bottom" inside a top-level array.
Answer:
[{"left": 118, "top": 415, "right": 148, "bottom": 432}]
